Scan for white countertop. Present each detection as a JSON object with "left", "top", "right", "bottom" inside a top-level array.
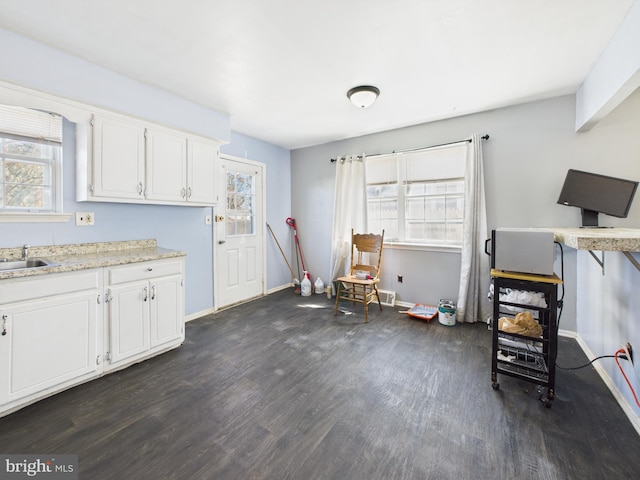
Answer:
[
  {"left": 0, "top": 239, "right": 185, "bottom": 280},
  {"left": 551, "top": 227, "right": 640, "bottom": 252}
]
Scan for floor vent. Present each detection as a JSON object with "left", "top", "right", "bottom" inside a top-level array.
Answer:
[{"left": 378, "top": 290, "right": 396, "bottom": 307}]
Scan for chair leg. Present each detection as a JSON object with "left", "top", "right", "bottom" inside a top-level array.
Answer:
[
  {"left": 333, "top": 282, "right": 342, "bottom": 316},
  {"left": 363, "top": 292, "right": 369, "bottom": 322},
  {"left": 374, "top": 285, "right": 383, "bottom": 311}
]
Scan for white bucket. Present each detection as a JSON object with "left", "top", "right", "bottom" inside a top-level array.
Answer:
[{"left": 438, "top": 303, "right": 456, "bottom": 326}]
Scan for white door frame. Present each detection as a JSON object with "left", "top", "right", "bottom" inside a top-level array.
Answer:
[{"left": 213, "top": 154, "right": 267, "bottom": 311}]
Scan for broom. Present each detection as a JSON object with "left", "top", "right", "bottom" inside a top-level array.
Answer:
[{"left": 266, "top": 223, "right": 300, "bottom": 285}]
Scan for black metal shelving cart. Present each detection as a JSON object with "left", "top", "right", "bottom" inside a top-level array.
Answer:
[{"left": 490, "top": 269, "right": 562, "bottom": 407}]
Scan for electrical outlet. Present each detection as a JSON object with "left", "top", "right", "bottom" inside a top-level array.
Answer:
[
  {"left": 75, "top": 212, "right": 95, "bottom": 226},
  {"left": 397, "top": 275, "right": 403, "bottom": 283},
  {"left": 625, "top": 342, "right": 634, "bottom": 365},
  {"left": 205, "top": 214, "right": 212, "bottom": 225}
]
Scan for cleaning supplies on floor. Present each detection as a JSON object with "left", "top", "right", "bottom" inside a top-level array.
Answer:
[
  {"left": 301, "top": 272, "right": 312, "bottom": 296},
  {"left": 314, "top": 277, "right": 324, "bottom": 294}
]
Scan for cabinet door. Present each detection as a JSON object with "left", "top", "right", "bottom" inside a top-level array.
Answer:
[
  {"left": 150, "top": 274, "right": 184, "bottom": 348},
  {"left": 0, "top": 292, "right": 99, "bottom": 406},
  {"left": 146, "top": 129, "right": 187, "bottom": 202},
  {"left": 187, "top": 139, "right": 218, "bottom": 204},
  {"left": 108, "top": 281, "right": 150, "bottom": 366},
  {"left": 92, "top": 115, "right": 146, "bottom": 200}
]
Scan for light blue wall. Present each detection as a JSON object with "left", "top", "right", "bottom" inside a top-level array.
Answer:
[{"left": 0, "top": 27, "right": 292, "bottom": 317}]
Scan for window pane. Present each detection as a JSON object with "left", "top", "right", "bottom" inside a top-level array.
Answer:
[
  {"left": 225, "top": 171, "right": 255, "bottom": 237},
  {"left": 382, "top": 220, "right": 398, "bottom": 241},
  {"left": 424, "top": 223, "right": 447, "bottom": 242},
  {"left": 5, "top": 160, "right": 49, "bottom": 185},
  {"left": 406, "top": 183, "right": 425, "bottom": 196},
  {"left": 447, "top": 181, "right": 464, "bottom": 194},
  {"left": 446, "top": 222, "right": 463, "bottom": 243},
  {"left": 367, "top": 184, "right": 397, "bottom": 198},
  {"left": 445, "top": 196, "right": 464, "bottom": 219},
  {"left": 424, "top": 183, "right": 447, "bottom": 195},
  {"left": 2, "top": 139, "right": 53, "bottom": 159},
  {"left": 424, "top": 197, "right": 445, "bottom": 219},
  {"left": 5, "top": 184, "right": 50, "bottom": 209},
  {"left": 406, "top": 198, "right": 424, "bottom": 219}
]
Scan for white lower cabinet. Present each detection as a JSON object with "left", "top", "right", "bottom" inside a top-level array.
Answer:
[
  {"left": 0, "top": 270, "right": 102, "bottom": 412},
  {"left": 105, "top": 258, "right": 184, "bottom": 371},
  {"left": 0, "top": 257, "right": 185, "bottom": 416}
]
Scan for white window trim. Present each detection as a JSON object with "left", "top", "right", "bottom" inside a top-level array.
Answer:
[{"left": 383, "top": 241, "right": 462, "bottom": 254}]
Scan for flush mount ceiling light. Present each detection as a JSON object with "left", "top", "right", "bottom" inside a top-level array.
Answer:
[{"left": 347, "top": 85, "right": 380, "bottom": 108}]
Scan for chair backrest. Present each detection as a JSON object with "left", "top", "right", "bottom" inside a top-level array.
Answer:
[{"left": 349, "top": 229, "right": 385, "bottom": 279}]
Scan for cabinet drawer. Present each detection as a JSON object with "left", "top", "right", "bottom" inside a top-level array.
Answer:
[
  {"left": 0, "top": 269, "right": 100, "bottom": 305},
  {"left": 107, "top": 259, "right": 183, "bottom": 285}
]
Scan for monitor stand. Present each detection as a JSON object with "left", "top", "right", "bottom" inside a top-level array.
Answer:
[{"left": 580, "top": 209, "right": 610, "bottom": 228}]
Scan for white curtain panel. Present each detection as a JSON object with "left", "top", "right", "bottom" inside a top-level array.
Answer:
[
  {"left": 457, "top": 134, "right": 490, "bottom": 323},
  {"left": 329, "top": 155, "right": 367, "bottom": 287}
]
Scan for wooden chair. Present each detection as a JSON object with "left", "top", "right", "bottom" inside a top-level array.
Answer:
[{"left": 333, "top": 229, "right": 385, "bottom": 322}]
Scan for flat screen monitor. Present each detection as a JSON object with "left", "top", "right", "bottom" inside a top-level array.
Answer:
[{"left": 557, "top": 169, "right": 638, "bottom": 227}]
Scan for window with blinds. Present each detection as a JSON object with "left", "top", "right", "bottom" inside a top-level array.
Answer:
[
  {"left": 0, "top": 105, "right": 63, "bottom": 212},
  {"left": 366, "top": 143, "right": 466, "bottom": 246}
]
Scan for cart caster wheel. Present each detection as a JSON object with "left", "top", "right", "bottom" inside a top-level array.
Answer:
[
  {"left": 492, "top": 382, "right": 500, "bottom": 390},
  {"left": 540, "top": 397, "right": 552, "bottom": 408}
]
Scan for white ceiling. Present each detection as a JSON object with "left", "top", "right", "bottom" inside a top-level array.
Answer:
[{"left": 0, "top": 0, "right": 634, "bottom": 149}]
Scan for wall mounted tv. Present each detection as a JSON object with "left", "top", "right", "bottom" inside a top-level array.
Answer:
[{"left": 557, "top": 169, "right": 638, "bottom": 227}]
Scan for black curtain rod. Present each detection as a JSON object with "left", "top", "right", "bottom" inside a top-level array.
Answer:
[{"left": 330, "top": 134, "right": 489, "bottom": 163}]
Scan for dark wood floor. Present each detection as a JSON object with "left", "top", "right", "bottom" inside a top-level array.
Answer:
[{"left": 1, "top": 289, "right": 639, "bottom": 479}]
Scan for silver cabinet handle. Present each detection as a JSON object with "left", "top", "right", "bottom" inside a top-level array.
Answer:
[
  {"left": 97, "top": 294, "right": 101, "bottom": 304},
  {"left": 138, "top": 182, "right": 144, "bottom": 195},
  {"left": 2, "top": 314, "right": 7, "bottom": 336},
  {"left": 143, "top": 286, "right": 148, "bottom": 302},
  {"left": 151, "top": 285, "right": 156, "bottom": 300},
  {"left": 181, "top": 187, "right": 186, "bottom": 198},
  {"left": 219, "top": 240, "right": 226, "bottom": 244},
  {"left": 188, "top": 187, "right": 192, "bottom": 198}
]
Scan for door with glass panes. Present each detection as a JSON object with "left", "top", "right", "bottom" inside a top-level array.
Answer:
[{"left": 215, "top": 156, "right": 264, "bottom": 308}]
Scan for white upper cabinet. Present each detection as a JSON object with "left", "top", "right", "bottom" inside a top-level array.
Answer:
[
  {"left": 187, "top": 138, "right": 219, "bottom": 204},
  {"left": 145, "top": 128, "right": 187, "bottom": 202},
  {"left": 77, "top": 112, "right": 220, "bottom": 206},
  {"left": 91, "top": 115, "right": 146, "bottom": 200}
]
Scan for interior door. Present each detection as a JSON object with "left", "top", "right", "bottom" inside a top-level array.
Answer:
[{"left": 215, "top": 156, "right": 265, "bottom": 309}]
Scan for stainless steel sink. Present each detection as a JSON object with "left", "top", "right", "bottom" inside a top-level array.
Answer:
[{"left": 0, "top": 258, "right": 59, "bottom": 272}]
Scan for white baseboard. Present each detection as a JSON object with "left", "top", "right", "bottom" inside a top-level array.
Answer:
[
  {"left": 267, "top": 283, "right": 294, "bottom": 295},
  {"left": 575, "top": 333, "right": 640, "bottom": 436},
  {"left": 186, "top": 307, "right": 215, "bottom": 322}
]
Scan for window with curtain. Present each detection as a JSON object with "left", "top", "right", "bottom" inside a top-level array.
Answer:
[
  {"left": 0, "top": 105, "right": 63, "bottom": 213},
  {"left": 366, "top": 143, "right": 467, "bottom": 246}
]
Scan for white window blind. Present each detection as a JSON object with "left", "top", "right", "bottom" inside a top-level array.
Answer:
[
  {"left": 404, "top": 144, "right": 466, "bottom": 183},
  {"left": 0, "top": 105, "right": 62, "bottom": 143},
  {"left": 366, "top": 154, "right": 398, "bottom": 185}
]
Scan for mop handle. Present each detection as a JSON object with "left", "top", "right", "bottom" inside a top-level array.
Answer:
[{"left": 266, "top": 223, "right": 298, "bottom": 281}]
